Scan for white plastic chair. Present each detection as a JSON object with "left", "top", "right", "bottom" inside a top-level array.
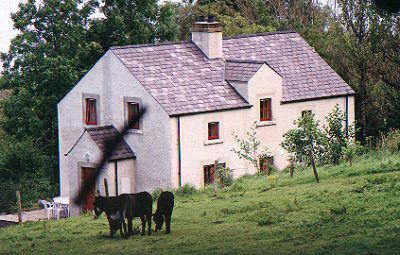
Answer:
[
  {"left": 53, "top": 197, "right": 70, "bottom": 219},
  {"left": 39, "top": 200, "right": 54, "bottom": 220}
]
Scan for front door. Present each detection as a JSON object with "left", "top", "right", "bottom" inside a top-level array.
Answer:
[{"left": 81, "top": 167, "right": 96, "bottom": 212}]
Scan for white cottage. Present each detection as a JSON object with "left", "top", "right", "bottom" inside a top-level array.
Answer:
[{"left": 58, "top": 20, "right": 355, "bottom": 214}]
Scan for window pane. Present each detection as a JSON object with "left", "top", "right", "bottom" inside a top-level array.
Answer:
[
  {"left": 260, "top": 98, "right": 272, "bottom": 121},
  {"left": 85, "top": 98, "right": 97, "bottom": 125},
  {"left": 208, "top": 122, "right": 219, "bottom": 140},
  {"left": 128, "top": 102, "right": 140, "bottom": 129}
]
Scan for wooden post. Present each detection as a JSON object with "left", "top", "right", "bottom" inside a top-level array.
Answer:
[
  {"left": 104, "top": 178, "right": 110, "bottom": 197},
  {"left": 114, "top": 161, "right": 118, "bottom": 196},
  {"left": 16, "top": 191, "right": 22, "bottom": 224}
]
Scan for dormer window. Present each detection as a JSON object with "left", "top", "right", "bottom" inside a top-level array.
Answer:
[
  {"left": 208, "top": 122, "right": 219, "bottom": 140},
  {"left": 85, "top": 98, "right": 97, "bottom": 125},
  {"left": 260, "top": 98, "right": 272, "bottom": 121},
  {"left": 127, "top": 102, "right": 140, "bottom": 129}
]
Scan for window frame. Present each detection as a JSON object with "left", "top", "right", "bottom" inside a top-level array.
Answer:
[
  {"left": 208, "top": 122, "right": 219, "bottom": 140},
  {"left": 260, "top": 98, "right": 272, "bottom": 121},
  {"left": 85, "top": 98, "right": 97, "bottom": 125},
  {"left": 127, "top": 102, "right": 140, "bottom": 130}
]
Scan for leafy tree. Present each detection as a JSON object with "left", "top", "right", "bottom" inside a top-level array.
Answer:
[
  {"left": 281, "top": 113, "right": 325, "bottom": 183},
  {"left": 231, "top": 122, "right": 270, "bottom": 173},
  {"left": 0, "top": 0, "right": 100, "bottom": 189},
  {"left": 343, "top": 140, "right": 364, "bottom": 166},
  {"left": 89, "top": 0, "right": 180, "bottom": 50},
  {"left": 323, "top": 105, "right": 348, "bottom": 164}
]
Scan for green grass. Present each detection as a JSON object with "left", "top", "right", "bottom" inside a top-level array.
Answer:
[{"left": 1, "top": 151, "right": 400, "bottom": 255}]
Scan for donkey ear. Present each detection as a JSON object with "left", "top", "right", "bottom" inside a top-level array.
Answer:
[{"left": 95, "top": 190, "right": 100, "bottom": 197}]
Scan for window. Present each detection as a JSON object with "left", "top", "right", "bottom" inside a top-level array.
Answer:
[
  {"left": 260, "top": 98, "right": 272, "bottom": 121},
  {"left": 302, "top": 110, "right": 312, "bottom": 118},
  {"left": 127, "top": 102, "right": 140, "bottom": 129},
  {"left": 203, "top": 163, "right": 226, "bottom": 185},
  {"left": 208, "top": 122, "right": 219, "bottom": 140},
  {"left": 260, "top": 156, "right": 274, "bottom": 175},
  {"left": 85, "top": 98, "right": 97, "bottom": 125}
]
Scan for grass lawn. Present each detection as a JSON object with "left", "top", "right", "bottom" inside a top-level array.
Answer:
[{"left": 1, "top": 151, "right": 400, "bottom": 255}]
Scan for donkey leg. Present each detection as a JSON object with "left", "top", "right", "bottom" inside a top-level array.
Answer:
[
  {"left": 147, "top": 213, "right": 152, "bottom": 236},
  {"left": 165, "top": 215, "right": 171, "bottom": 234},
  {"left": 140, "top": 216, "right": 146, "bottom": 236}
]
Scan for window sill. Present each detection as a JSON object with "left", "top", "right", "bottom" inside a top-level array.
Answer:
[
  {"left": 204, "top": 139, "right": 223, "bottom": 146},
  {"left": 126, "top": 129, "right": 143, "bottom": 135},
  {"left": 256, "top": 120, "right": 277, "bottom": 127}
]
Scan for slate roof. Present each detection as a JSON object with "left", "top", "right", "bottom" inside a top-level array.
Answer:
[
  {"left": 110, "top": 31, "right": 354, "bottom": 115},
  {"left": 223, "top": 31, "right": 354, "bottom": 102},
  {"left": 111, "top": 42, "right": 250, "bottom": 116},
  {"left": 225, "top": 60, "right": 264, "bottom": 82},
  {"left": 86, "top": 126, "right": 135, "bottom": 161}
]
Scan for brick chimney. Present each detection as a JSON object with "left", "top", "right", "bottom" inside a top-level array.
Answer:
[{"left": 191, "top": 16, "right": 223, "bottom": 59}]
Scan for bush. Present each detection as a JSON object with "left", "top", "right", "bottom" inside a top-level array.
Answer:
[
  {"left": 215, "top": 165, "right": 233, "bottom": 188},
  {"left": 175, "top": 184, "right": 197, "bottom": 197},
  {"left": 378, "top": 129, "right": 400, "bottom": 152}
]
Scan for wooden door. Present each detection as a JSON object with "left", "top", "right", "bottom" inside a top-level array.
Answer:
[{"left": 81, "top": 167, "right": 96, "bottom": 212}]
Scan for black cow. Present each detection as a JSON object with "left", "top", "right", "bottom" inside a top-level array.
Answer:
[
  {"left": 93, "top": 196, "right": 127, "bottom": 238},
  {"left": 93, "top": 192, "right": 153, "bottom": 237},
  {"left": 153, "top": 191, "right": 174, "bottom": 234}
]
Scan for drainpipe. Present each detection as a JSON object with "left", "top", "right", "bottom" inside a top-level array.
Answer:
[
  {"left": 345, "top": 95, "right": 349, "bottom": 137},
  {"left": 177, "top": 117, "right": 182, "bottom": 187}
]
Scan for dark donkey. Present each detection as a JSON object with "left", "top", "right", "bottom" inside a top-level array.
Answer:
[
  {"left": 93, "top": 196, "right": 127, "bottom": 238},
  {"left": 93, "top": 192, "right": 153, "bottom": 237},
  {"left": 121, "top": 192, "right": 153, "bottom": 236},
  {"left": 153, "top": 191, "right": 174, "bottom": 234}
]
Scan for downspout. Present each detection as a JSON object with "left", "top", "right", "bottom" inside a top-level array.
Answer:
[
  {"left": 345, "top": 95, "right": 349, "bottom": 136},
  {"left": 177, "top": 117, "right": 182, "bottom": 187},
  {"left": 114, "top": 161, "right": 118, "bottom": 196}
]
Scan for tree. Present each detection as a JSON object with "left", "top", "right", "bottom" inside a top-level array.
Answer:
[
  {"left": 323, "top": 105, "right": 348, "bottom": 164},
  {"left": 88, "top": 0, "right": 180, "bottom": 50},
  {"left": 231, "top": 122, "right": 270, "bottom": 173},
  {"left": 281, "top": 113, "right": 326, "bottom": 183},
  {"left": 0, "top": 0, "right": 100, "bottom": 188}
]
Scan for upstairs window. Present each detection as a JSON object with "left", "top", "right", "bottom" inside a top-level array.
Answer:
[
  {"left": 85, "top": 98, "right": 97, "bottom": 125},
  {"left": 208, "top": 122, "right": 219, "bottom": 140},
  {"left": 127, "top": 102, "right": 140, "bottom": 129},
  {"left": 302, "top": 110, "right": 312, "bottom": 118},
  {"left": 260, "top": 98, "right": 272, "bottom": 121}
]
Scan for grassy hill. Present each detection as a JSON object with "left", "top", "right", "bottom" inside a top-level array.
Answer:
[{"left": 1, "top": 151, "right": 400, "bottom": 255}]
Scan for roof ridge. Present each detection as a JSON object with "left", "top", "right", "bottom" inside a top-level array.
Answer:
[
  {"left": 226, "top": 59, "right": 265, "bottom": 64},
  {"left": 110, "top": 40, "right": 192, "bottom": 50},
  {"left": 223, "top": 30, "right": 297, "bottom": 40}
]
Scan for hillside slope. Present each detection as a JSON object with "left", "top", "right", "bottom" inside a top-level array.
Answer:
[{"left": 1, "top": 151, "right": 400, "bottom": 255}]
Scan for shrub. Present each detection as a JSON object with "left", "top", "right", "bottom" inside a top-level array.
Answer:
[
  {"left": 215, "top": 165, "right": 233, "bottom": 188},
  {"left": 175, "top": 184, "right": 197, "bottom": 197},
  {"left": 378, "top": 129, "right": 400, "bottom": 152},
  {"left": 151, "top": 187, "right": 163, "bottom": 202},
  {"left": 343, "top": 141, "right": 365, "bottom": 166},
  {"left": 323, "top": 105, "right": 348, "bottom": 164}
]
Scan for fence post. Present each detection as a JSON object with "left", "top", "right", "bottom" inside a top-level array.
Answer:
[
  {"left": 16, "top": 191, "right": 22, "bottom": 224},
  {"left": 104, "top": 178, "right": 109, "bottom": 197}
]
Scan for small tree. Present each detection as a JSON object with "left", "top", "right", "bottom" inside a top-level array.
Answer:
[
  {"left": 215, "top": 164, "right": 233, "bottom": 189},
  {"left": 281, "top": 114, "right": 325, "bottom": 183},
  {"left": 231, "top": 122, "right": 269, "bottom": 173},
  {"left": 343, "top": 140, "right": 364, "bottom": 166},
  {"left": 324, "top": 105, "right": 347, "bottom": 164}
]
